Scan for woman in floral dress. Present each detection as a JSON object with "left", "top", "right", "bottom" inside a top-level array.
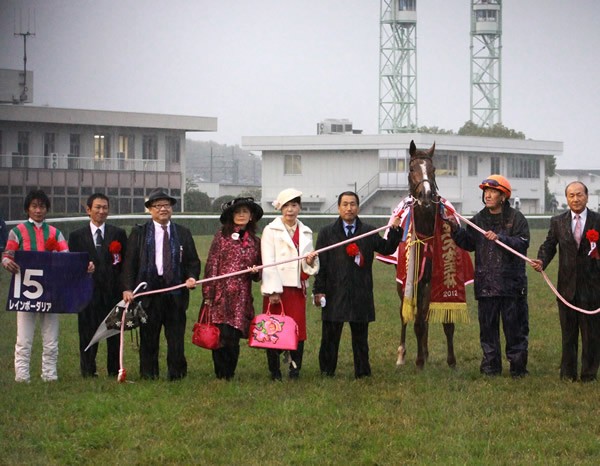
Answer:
[{"left": 202, "top": 197, "right": 263, "bottom": 380}]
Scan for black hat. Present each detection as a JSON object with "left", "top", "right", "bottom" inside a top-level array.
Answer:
[
  {"left": 220, "top": 197, "right": 263, "bottom": 224},
  {"left": 144, "top": 188, "right": 177, "bottom": 208}
]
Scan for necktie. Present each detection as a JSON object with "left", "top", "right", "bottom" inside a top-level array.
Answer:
[
  {"left": 346, "top": 225, "right": 354, "bottom": 237},
  {"left": 162, "top": 225, "right": 173, "bottom": 283},
  {"left": 95, "top": 229, "right": 103, "bottom": 252},
  {"left": 574, "top": 214, "right": 582, "bottom": 247}
]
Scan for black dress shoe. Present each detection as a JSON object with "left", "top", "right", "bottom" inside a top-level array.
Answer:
[{"left": 271, "top": 371, "right": 282, "bottom": 381}]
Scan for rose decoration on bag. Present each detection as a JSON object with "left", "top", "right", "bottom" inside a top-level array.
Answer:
[
  {"left": 45, "top": 237, "right": 59, "bottom": 252},
  {"left": 586, "top": 229, "right": 600, "bottom": 259},
  {"left": 108, "top": 241, "right": 122, "bottom": 265},
  {"left": 346, "top": 242, "right": 364, "bottom": 267}
]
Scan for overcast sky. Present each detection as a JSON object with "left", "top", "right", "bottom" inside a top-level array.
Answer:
[{"left": 1, "top": 0, "right": 599, "bottom": 169}]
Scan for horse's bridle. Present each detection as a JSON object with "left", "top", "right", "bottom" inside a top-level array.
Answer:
[{"left": 410, "top": 156, "right": 440, "bottom": 204}]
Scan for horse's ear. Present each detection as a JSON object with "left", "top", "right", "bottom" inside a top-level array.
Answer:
[
  {"left": 409, "top": 140, "right": 417, "bottom": 157},
  {"left": 426, "top": 142, "right": 436, "bottom": 158}
]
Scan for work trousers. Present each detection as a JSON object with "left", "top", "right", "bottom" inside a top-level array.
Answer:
[
  {"left": 139, "top": 293, "right": 187, "bottom": 380},
  {"left": 478, "top": 296, "right": 529, "bottom": 377},
  {"left": 319, "top": 320, "right": 371, "bottom": 378},
  {"left": 15, "top": 312, "right": 59, "bottom": 382},
  {"left": 558, "top": 301, "right": 600, "bottom": 382}
]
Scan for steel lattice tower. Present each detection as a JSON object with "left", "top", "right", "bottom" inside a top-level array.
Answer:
[
  {"left": 378, "top": 0, "right": 417, "bottom": 133},
  {"left": 470, "top": 0, "right": 502, "bottom": 127}
]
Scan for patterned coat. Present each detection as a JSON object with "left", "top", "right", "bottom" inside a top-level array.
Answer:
[{"left": 202, "top": 229, "right": 261, "bottom": 336}]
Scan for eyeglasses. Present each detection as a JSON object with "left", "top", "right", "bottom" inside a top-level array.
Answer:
[{"left": 151, "top": 203, "right": 172, "bottom": 210}]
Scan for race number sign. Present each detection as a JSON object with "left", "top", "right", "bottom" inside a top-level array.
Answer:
[{"left": 6, "top": 251, "right": 93, "bottom": 314}]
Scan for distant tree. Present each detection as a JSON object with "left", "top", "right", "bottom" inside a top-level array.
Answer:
[
  {"left": 458, "top": 121, "right": 525, "bottom": 139},
  {"left": 240, "top": 188, "right": 262, "bottom": 202},
  {"left": 416, "top": 125, "right": 455, "bottom": 135},
  {"left": 184, "top": 190, "right": 211, "bottom": 212},
  {"left": 212, "top": 195, "right": 236, "bottom": 213},
  {"left": 186, "top": 177, "right": 200, "bottom": 192}
]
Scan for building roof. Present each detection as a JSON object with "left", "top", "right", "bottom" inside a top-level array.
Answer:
[
  {"left": 242, "top": 133, "right": 563, "bottom": 156},
  {"left": 0, "top": 104, "right": 217, "bottom": 132}
]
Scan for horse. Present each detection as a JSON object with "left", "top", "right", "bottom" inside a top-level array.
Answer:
[{"left": 396, "top": 140, "right": 456, "bottom": 369}]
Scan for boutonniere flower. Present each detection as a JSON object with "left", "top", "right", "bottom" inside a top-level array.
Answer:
[
  {"left": 586, "top": 229, "right": 600, "bottom": 259},
  {"left": 45, "top": 237, "right": 59, "bottom": 252},
  {"left": 346, "top": 243, "right": 364, "bottom": 267},
  {"left": 108, "top": 241, "right": 122, "bottom": 265}
]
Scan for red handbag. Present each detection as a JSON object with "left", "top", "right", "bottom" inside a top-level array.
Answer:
[
  {"left": 248, "top": 302, "right": 298, "bottom": 351},
  {"left": 192, "top": 302, "right": 222, "bottom": 350}
]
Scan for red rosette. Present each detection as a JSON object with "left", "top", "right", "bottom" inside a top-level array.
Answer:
[
  {"left": 109, "top": 241, "right": 122, "bottom": 254},
  {"left": 45, "top": 237, "right": 59, "bottom": 252},
  {"left": 586, "top": 229, "right": 599, "bottom": 243},
  {"left": 346, "top": 243, "right": 360, "bottom": 257}
]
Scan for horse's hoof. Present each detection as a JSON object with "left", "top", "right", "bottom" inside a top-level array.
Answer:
[
  {"left": 447, "top": 356, "right": 457, "bottom": 369},
  {"left": 396, "top": 345, "right": 406, "bottom": 366},
  {"left": 415, "top": 359, "right": 425, "bottom": 370}
]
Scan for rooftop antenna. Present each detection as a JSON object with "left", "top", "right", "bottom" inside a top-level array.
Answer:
[{"left": 14, "top": 7, "right": 36, "bottom": 103}]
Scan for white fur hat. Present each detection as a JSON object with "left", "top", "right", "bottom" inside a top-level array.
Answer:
[{"left": 272, "top": 188, "right": 302, "bottom": 210}]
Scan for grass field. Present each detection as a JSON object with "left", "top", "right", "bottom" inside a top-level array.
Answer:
[{"left": 1, "top": 229, "right": 599, "bottom": 465}]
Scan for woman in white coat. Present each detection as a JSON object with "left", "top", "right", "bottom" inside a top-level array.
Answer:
[{"left": 261, "top": 188, "right": 319, "bottom": 380}]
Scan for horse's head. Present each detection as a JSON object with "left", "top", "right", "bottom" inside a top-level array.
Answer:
[{"left": 408, "top": 140, "right": 437, "bottom": 207}]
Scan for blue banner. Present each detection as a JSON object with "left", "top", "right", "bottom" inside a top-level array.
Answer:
[{"left": 6, "top": 251, "right": 93, "bottom": 314}]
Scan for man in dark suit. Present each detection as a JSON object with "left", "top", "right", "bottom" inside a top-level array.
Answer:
[
  {"left": 532, "top": 181, "right": 600, "bottom": 381},
  {"left": 313, "top": 191, "right": 402, "bottom": 378},
  {"left": 122, "top": 188, "right": 200, "bottom": 381},
  {"left": 68, "top": 193, "right": 128, "bottom": 378}
]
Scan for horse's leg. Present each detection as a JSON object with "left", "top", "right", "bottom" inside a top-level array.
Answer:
[
  {"left": 414, "top": 282, "right": 431, "bottom": 369},
  {"left": 396, "top": 283, "right": 407, "bottom": 366},
  {"left": 443, "top": 323, "right": 456, "bottom": 368}
]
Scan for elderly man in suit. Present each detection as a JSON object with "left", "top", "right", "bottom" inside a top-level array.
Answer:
[
  {"left": 69, "top": 193, "right": 128, "bottom": 378},
  {"left": 122, "top": 188, "right": 200, "bottom": 381},
  {"left": 532, "top": 181, "right": 600, "bottom": 381}
]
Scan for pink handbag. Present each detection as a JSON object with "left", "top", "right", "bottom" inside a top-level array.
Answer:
[{"left": 248, "top": 302, "right": 298, "bottom": 351}]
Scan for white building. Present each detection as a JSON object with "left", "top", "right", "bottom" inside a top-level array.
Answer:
[
  {"left": 242, "top": 133, "right": 563, "bottom": 216},
  {"left": 548, "top": 169, "right": 600, "bottom": 212},
  {"left": 0, "top": 105, "right": 216, "bottom": 220}
]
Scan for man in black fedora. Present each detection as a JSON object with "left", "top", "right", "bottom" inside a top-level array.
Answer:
[{"left": 122, "top": 188, "right": 201, "bottom": 381}]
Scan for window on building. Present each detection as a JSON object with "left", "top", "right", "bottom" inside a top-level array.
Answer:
[
  {"left": 118, "top": 134, "right": 135, "bottom": 159},
  {"left": 143, "top": 135, "right": 158, "bottom": 160},
  {"left": 166, "top": 135, "right": 181, "bottom": 164},
  {"left": 398, "top": 0, "right": 416, "bottom": 11},
  {"left": 468, "top": 156, "right": 478, "bottom": 177},
  {"left": 507, "top": 156, "right": 540, "bottom": 179},
  {"left": 17, "top": 131, "right": 29, "bottom": 155},
  {"left": 490, "top": 156, "right": 501, "bottom": 174},
  {"left": 284, "top": 154, "right": 302, "bottom": 175},
  {"left": 379, "top": 158, "right": 406, "bottom": 172},
  {"left": 69, "top": 134, "right": 81, "bottom": 169},
  {"left": 94, "top": 134, "right": 111, "bottom": 161},
  {"left": 44, "top": 133, "right": 56, "bottom": 169},
  {"left": 435, "top": 152, "right": 458, "bottom": 176}
]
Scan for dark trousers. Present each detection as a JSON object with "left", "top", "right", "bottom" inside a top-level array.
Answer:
[
  {"left": 558, "top": 301, "right": 600, "bottom": 381},
  {"left": 78, "top": 302, "right": 119, "bottom": 377},
  {"left": 212, "top": 324, "right": 242, "bottom": 380},
  {"left": 319, "top": 320, "right": 371, "bottom": 378},
  {"left": 266, "top": 341, "right": 305, "bottom": 378},
  {"left": 139, "top": 293, "right": 187, "bottom": 380},
  {"left": 478, "top": 297, "right": 529, "bottom": 376}
]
